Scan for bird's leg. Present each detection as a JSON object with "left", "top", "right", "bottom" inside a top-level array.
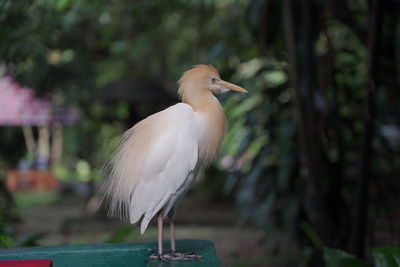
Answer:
[
  {"left": 161, "top": 210, "right": 202, "bottom": 262},
  {"left": 157, "top": 214, "right": 163, "bottom": 256},
  {"left": 169, "top": 211, "right": 176, "bottom": 253},
  {"left": 149, "top": 214, "right": 166, "bottom": 261},
  {"left": 149, "top": 211, "right": 201, "bottom": 262}
]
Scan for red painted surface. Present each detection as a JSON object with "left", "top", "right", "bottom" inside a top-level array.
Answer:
[{"left": 0, "top": 259, "right": 52, "bottom": 267}]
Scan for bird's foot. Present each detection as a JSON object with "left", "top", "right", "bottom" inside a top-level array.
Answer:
[
  {"left": 149, "top": 252, "right": 201, "bottom": 262},
  {"left": 149, "top": 253, "right": 169, "bottom": 262},
  {"left": 162, "top": 252, "right": 202, "bottom": 262}
]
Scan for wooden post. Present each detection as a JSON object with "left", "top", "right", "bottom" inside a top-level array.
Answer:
[
  {"left": 22, "top": 126, "right": 36, "bottom": 158},
  {"left": 51, "top": 122, "right": 63, "bottom": 165}
]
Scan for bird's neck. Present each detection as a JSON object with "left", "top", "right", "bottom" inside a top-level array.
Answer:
[{"left": 181, "top": 90, "right": 227, "bottom": 165}]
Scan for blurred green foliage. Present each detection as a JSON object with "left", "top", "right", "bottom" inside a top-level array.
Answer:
[
  {"left": 324, "top": 247, "right": 369, "bottom": 267},
  {"left": 14, "top": 192, "right": 58, "bottom": 210},
  {"left": 0, "top": 0, "right": 399, "bottom": 264},
  {"left": 324, "top": 246, "right": 400, "bottom": 267},
  {"left": 0, "top": 172, "right": 46, "bottom": 248}
]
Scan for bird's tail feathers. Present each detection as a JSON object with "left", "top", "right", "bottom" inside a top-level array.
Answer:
[{"left": 99, "top": 128, "right": 142, "bottom": 220}]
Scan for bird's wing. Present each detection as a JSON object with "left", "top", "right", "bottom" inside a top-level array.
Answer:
[{"left": 102, "top": 103, "right": 199, "bottom": 232}]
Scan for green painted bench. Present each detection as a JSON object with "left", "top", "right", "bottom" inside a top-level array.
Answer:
[{"left": 0, "top": 239, "right": 220, "bottom": 267}]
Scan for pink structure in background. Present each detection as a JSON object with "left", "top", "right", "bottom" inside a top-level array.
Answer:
[
  {"left": 0, "top": 76, "right": 79, "bottom": 126},
  {"left": 0, "top": 76, "right": 52, "bottom": 126}
]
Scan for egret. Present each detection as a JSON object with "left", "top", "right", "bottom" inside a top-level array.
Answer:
[{"left": 102, "top": 65, "right": 247, "bottom": 261}]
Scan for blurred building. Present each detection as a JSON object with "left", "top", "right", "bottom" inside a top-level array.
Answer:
[{"left": 0, "top": 75, "right": 79, "bottom": 191}]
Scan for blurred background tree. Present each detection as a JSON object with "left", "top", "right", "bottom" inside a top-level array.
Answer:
[{"left": 0, "top": 0, "right": 399, "bottom": 266}]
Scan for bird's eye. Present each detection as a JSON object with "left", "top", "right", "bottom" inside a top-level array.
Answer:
[{"left": 211, "top": 77, "right": 217, "bottom": 83}]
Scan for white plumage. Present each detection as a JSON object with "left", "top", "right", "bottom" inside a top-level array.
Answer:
[{"left": 103, "top": 103, "right": 200, "bottom": 233}]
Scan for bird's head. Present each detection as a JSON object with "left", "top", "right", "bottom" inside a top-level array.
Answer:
[{"left": 178, "top": 65, "right": 247, "bottom": 101}]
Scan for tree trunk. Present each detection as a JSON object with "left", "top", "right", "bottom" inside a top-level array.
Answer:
[
  {"left": 349, "top": 0, "right": 383, "bottom": 258},
  {"left": 283, "top": 0, "right": 336, "bottom": 248}
]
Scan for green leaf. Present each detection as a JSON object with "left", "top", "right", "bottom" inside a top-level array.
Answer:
[
  {"left": 371, "top": 247, "right": 400, "bottom": 267},
  {"left": 323, "top": 247, "right": 368, "bottom": 267},
  {"left": 263, "top": 70, "right": 287, "bottom": 87},
  {"left": 0, "top": 232, "right": 14, "bottom": 248},
  {"left": 300, "top": 221, "right": 324, "bottom": 251}
]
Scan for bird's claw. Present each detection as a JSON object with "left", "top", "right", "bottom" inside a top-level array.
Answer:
[
  {"left": 149, "top": 253, "right": 169, "bottom": 262},
  {"left": 149, "top": 252, "right": 201, "bottom": 262}
]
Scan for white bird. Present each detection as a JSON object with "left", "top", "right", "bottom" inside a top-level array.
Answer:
[{"left": 102, "top": 65, "right": 247, "bottom": 261}]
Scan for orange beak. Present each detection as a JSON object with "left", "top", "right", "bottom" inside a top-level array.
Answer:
[{"left": 218, "top": 80, "right": 248, "bottom": 93}]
